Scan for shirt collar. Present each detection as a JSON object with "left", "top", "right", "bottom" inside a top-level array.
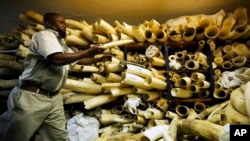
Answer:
[{"left": 45, "top": 29, "right": 60, "bottom": 38}]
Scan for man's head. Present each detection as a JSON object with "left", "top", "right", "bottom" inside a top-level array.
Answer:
[{"left": 43, "top": 13, "right": 67, "bottom": 38}]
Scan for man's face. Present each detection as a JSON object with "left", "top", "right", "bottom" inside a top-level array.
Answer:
[{"left": 48, "top": 15, "right": 67, "bottom": 37}]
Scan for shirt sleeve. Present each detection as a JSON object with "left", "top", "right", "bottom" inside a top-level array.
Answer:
[{"left": 35, "top": 31, "right": 64, "bottom": 58}]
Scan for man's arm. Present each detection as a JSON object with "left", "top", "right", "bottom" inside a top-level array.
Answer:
[{"left": 47, "top": 45, "right": 105, "bottom": 66}]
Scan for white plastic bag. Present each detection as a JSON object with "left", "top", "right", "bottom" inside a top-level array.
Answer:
[{"left": 67, "top": 113, "right": 100, "bottom": 141}]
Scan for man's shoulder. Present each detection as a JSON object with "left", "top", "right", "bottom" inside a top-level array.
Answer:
[{"left": 35, "top": 29, "right": 59, "bottom": 38}]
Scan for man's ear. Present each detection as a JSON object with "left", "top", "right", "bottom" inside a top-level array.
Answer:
[{"left": 45, "top": 22, "right": 51, "bottom": 28}]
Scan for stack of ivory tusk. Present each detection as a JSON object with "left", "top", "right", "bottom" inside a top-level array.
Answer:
[{"left": 1, "top": 7, "right": 250, "bottom": 141}]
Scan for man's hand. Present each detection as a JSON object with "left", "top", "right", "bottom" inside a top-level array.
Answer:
[{"left": 88, "top": 44, "right": 106, "bottom": 56}]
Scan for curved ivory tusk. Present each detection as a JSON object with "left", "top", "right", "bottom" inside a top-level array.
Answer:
[
  {"left": 132, "top": 25, "right": 146, "bottom": 42},
  {"left": 191, "top": 72, "right": 206, "bottom": 81},
  {"left": 164, "top": 118, "right": 178, "bottom": 141},
  {"left": 100, "top": 39, "right": 134, "bottom": 49},
  {"left": 121, "top": 72, "right": 152, "bottom": 90},
  {"left": 65, "top": 34, "right": 90, "bottom": 46},
  {"left": 59, "top": 88, "right": 72, "bottom": 94},
  {"left": 187, "top": 108, "right": 199, "bottom": 119},
  {"left": 95, "top": 18, "right": 117, "bottom": 35},
  {"left": 221, "top": 61, "right": 233, "bottom": 70},
  {"left": 108, "top": 33, "right": 119, "bottom": 41},
  {"left": 156, "top": 30, "right": 168, "bottom": 42},
  {"left": 222, "top": 44, "right": 234, "bottom": 54},
  {"left": 19, "top": 13, "right": 37, "bottom": 25},
  {"left": 195, "top": 25, "right": 206, "bottom": 40},
  {"left": 175, "top": 50, "right": 187, "bottom": 62},
  {"left": 194, "top": 101, "right": 206, "bottom": 113},
  {"left": 136, "top": 115, "right": 147, "bottom": 125},
  {"left": 120, "top": 22, "right": 135, "bottom": 38},
  {"left": 101, "top": 82, "right": 129, "bottom": 88},
  {"left": 142, "top": 125, "right": 169, "bottom": 141},
  {"left": 198, "top": 90, "right": 210, "bottom": 98},
  {"left": 18, "top": 44, "right": 29, "bottom": 58},
  {"left": 148, "top": 119, "right": 169, "bottom": 128},
  {"left": 111, "top": 105, "right": 125, "bottom": 114},
  {"left": 119, "top": 32, "right": 134, "bottom": 40},
  {"left": 98, "top": 124, "right": 121, "bottom": 136},
  {"left": 126, "top": 64, "right": 153, "bottom": 78},
  {"left": 14, "top": 32, "right": 31, "bottom": 45},
  {"left": 156, "top": 98, "right": 168, "bottom": 112},
  {"left": 0, "top": 60, "right": 24, "bottom": 71},
  {"left": 91, "top": 73, "right": 109, "bottom": 83},
  {"left": 168, "top": 54, "right": 176, "bottom": 61},
  {"left": 174, "top": 76, "right": 192, "bottom": 88},
  {"left": 65, "top": 19, "right": 87, "bottom": 30},
  {"left": 106, "top": 72, "right": 122, "bottom": 82},
  {"left": 214, "top": 89, "right": 229, "bottom": 99},
  {"left": 204, "top": 25, "right": 219, "bottom": 39},
  {"left": 84, "top": 94, "right": 119, "bottom": 110},
  {"left": 233, "top": 7, "right": 248, "bottom": 25},
  {"left": 233, "top": 43, "right": 249, "bottom": 59},
  {"left": 197, "top": 40, "right": 205, "bottom": 51},
  {"left": 144, "top": 76, "right": 167, "bottom": 90},
  {"left": 244, "top": 81, "right": 250, "bottom": 118},
  {"left": 214, "top": 56, "right": 223, "bottom": 66},
  {"left": 66, "top": 28, "right": 82, "bottom": 37},
  {"left": 207, "top": 39, "right": 216, "bottom": 51},
  {"left": 171, "top": 88, "right": 193, "bottom": 98},
  {"left": 80, "top": 25, "right": 94, "bottom": 41},
  {"left": 168, "top": 26, "right": 182, "bottom": 41},
  {"left": 185, "top": 60, "right": 199, "bottom": 70},
  {"left": 143, "top": 108, "right": 164, "bottom": 119},
  {"left": 109, "top": 48, "right": 130, "bottom": 61},
  {"left": 133, "top": 87, "right": 147, "bottom": 93},
  {"left": 70, "top": 64, "right": 99, "bottom": 72},
  {"left": 183, "top": 27, "right": 196, "bottom": 41},
  {"left": 222, "top": 53, "right": 233, "bottom": 62},
  {"left": 175, "top": 105, "right": 190, "bottom": 117},
  {"left": 64, "top": 78, "right": 102, "bottom": 94},
  {"left": 92, "top": 34, "right": 109, "bottom": 44},
  {"left": 232, "top": 56, "right": 247, "bottom": 67},
  {"left": 197, "top": 100, "right": 229, "bottom": 119},
  {"left": 151, "top": 68, "right": 166, "bottom": 81},
  {"left": 165, "top": 111, "right": 181, "bottom": 119},
  {"left": 179, "top": 119, "right": 225, "bottom": 141},
  {"left": 99, "top": 113, "right": 135, "bottom": 125},
  {"left": 142, "top": 91, "right": 161, "bottom": 101},
  {"left": 223, "top": 102, "right": 250, "bottom": 124},
  {"left": 214, "top": 69, "right": 221, "bottom": 76},
  {"left": 148, "top": 57, "right": 165, "bottom": 67},
  {"left": 63, "top": 92, "right": 95, "bottom": 104},
  {"left": 0, "top": 54, "right": 16, "bottom": 61},
  {"left": 207, "top": 110, "right": 228, "bottom": 125},
  {"left": 221, "top": 15, "right": 236, "bottom": 31},
  {"left": 0, "top": 79, "right": 18, "bottom": 89},
  {"left": 213, "top": 48, "right": 223, "bottom": 57},
  {"left": 26, "top": 10, "right": 43, "bottom": 24},
  {"left": 145, "top": 30, "right": 157, "bottom": 43},
  {"left": 110, "top": 87, "right": 134, "bottom": 96},
  {"left": 230, "top": 87, "right": 247, "bottom": 116},
  {"left": 187, "top": 84, "right": 200, "bottom": 93},
  {"left": 196, "top": 79, "right": 210, "bottom": 89},
  {"left": 105, "top": 63, "right": 124, "bottom": 72}
]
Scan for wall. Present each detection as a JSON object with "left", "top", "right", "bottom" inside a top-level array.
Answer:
[{"left": 0, "top": 0, "right": 250, "bottom": 33}]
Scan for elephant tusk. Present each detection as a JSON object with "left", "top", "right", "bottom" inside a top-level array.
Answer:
[
  {"left": 64, "top": 78, "right": 103, "bottom": 94},
  {"left": 84, "top": 94, "right": 119, "bottom": 110}
]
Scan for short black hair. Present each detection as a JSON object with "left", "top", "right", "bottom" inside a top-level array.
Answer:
[{"left": 43, "top": 13, "right": 61, "bottom": 28}]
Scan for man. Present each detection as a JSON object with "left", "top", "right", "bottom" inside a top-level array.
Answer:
[{"left": 0, "top": 12, "right": 111, "bottom": 141}]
